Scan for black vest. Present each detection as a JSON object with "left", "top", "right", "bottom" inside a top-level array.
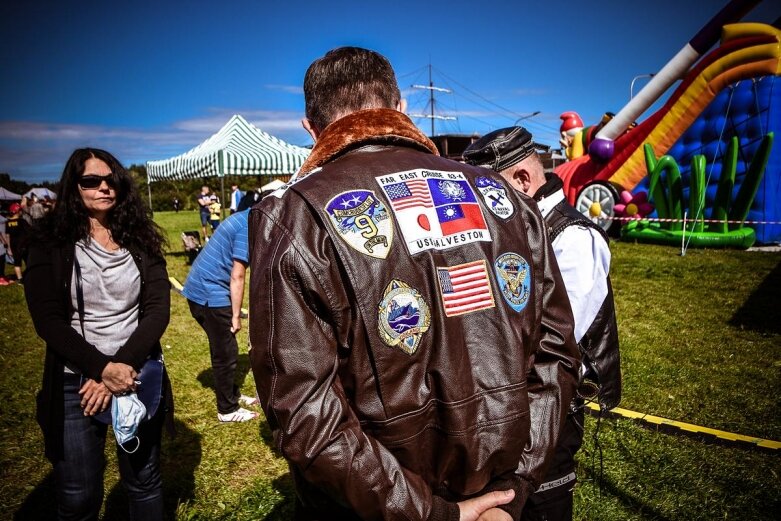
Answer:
[{"left": 546, "top": 200, "right": 622, "bottom": 410}]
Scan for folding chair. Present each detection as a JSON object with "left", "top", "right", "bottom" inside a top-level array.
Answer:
[{"left": 181, "top": 231, "right": 202, "bottom": 264}]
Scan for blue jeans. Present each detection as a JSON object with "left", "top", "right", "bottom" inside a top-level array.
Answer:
[{"left": 54, "top": 373, "right": 163, "bottom": 521}]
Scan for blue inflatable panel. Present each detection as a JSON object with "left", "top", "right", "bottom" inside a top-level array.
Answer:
[{"left": 637, "top": 75, "right": 780, "bottom": 244}]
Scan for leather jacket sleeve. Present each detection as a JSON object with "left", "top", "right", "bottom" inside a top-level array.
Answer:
[
  {"left": 514, "top": 209, "right": 580, "bottom": 507},
  {"left": 248, "top": 204, "right": 456, "bottom": 521}
]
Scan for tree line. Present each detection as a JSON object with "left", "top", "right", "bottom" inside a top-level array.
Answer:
[{"left": 1, "top": 169, "right": 288, "bottom": 213}]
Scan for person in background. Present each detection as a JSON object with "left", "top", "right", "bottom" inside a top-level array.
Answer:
[
  {"left": 197, "top": 185, "right": 217, "bottom": 240},
  {"left": 182, "top": 208, "right": 258, "bottom": 423},
  {"left": 173, "top": 196, "right": 181, "bottom": 213},
  {"left": 464, "top": 126, "right": 621, "bottom": 521},
  {"left": 208, "top": 197, "right": 222, "bottom": 231},
  {"left": 43, "top": 195, "right": 55, "bottom": 213},
  {"left": 248, "top": 47, "right": 579, "bottom": 520},
  {"left": 6, "top": 202, "right": 30, "bottom": 282},
  {"left": 229, "top": 184, "right": 243, "bottom": 215},
  {"left": 20, "top": 195, "right": 33, "bottom": 225},
  {"left": 236, "top": 188, "right": 263, "bottom": 213},
  {"left": 28, "top": 193, "right": 47, "bottom": 221},
  {"left": 24, "top": 147, "right": 172, "bottom": 520},
  {"left": 0, "top": 210, "right": 8, "bottom": 285}
]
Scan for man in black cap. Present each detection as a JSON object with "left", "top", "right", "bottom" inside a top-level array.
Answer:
[{"left": 464, "top": 127, "right": 621, "bottom": 521}]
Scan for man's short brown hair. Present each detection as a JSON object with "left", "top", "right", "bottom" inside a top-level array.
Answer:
[{"left": 304, "top": 47, "right": 401, "bottom": 131}]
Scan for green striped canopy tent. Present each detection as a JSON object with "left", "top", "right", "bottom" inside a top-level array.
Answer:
[{"left": 145, "top": 114, "right": 310, "bottom": 207}]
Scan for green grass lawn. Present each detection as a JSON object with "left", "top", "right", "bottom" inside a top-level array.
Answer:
[{"left": 1, "top": 210, "right": 779, "bottom": 520}]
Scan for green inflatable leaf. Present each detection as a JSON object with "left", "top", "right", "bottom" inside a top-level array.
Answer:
[
  {"left": 728, "top": 132, "right": 773, "bottom": 230},
  {"left": 709, "top": 137, "right": 737, "bottom": 233},
  {"left": 689, "top": 155, "right": 706, "bottom": 233}
]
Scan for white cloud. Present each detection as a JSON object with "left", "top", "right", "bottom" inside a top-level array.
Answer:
[
  {"left": 0, "top": 109, "right": 311, "bottom": 182},
  {"left": 264, "top": 84, "right": 304, "bottom": 95}
]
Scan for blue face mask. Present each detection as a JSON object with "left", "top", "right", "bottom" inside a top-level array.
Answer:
[{"left": 112, "top": 393, "right": 147, "bottom": 453}]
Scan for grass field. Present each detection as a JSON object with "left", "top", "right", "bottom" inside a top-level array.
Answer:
[{"left": 1, "top": 210, "right": 779, "bottom": 520}]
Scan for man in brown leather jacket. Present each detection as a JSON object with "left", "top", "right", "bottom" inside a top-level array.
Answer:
[{"left": 248, "top": 47, "right": 580, "bottom": 521}]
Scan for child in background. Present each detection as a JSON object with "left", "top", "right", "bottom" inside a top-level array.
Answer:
[{"left": 209, "top": 199, "right": 222, "bottom": 231}]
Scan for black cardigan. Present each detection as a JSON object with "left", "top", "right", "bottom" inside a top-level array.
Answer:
[{"left": 24, "top": 241, "right": 172, "bottom": 461}]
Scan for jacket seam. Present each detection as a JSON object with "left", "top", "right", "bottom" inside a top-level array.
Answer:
[
  {"left": 360, "top": 381, "right": 527, "bottom": 428},
  {"left": 378, "top": 410, "right": 530, "bottom": 447}
]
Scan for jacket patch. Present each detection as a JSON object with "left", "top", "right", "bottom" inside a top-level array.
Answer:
[
  {"left": 376, "top": 169, "right": 491, "bottom": 255},
  {"left": 324, "top": 190, "right": 393, "bottom": 259},
  {"left": 475, "top": 176, "right": 515, "bottom": 220},
  {"left": 378, "top": 279, "right": 430, "bottom": 355},
  {"left": 437, "top": 260, "right": 495, "bottom": 317},
  {"left": 494, "top": 252, "right": 531, "bottom": 312}
]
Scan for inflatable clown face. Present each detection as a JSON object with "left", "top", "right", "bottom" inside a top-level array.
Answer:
[{"left": 559, "top": 111, "right": 584, "bottom": 158}]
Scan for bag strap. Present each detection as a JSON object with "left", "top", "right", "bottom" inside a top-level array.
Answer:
[{"left": 74, "top": 255, "right": 85, "bottom": 338}]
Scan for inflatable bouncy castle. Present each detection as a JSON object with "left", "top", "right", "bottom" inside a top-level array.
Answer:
[{"left": 556, "top": 0, "right": 780, "bottom": 246}]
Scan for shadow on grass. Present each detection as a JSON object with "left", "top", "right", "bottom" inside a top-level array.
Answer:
[
  {"left": 255, "top": 473, "right": 296, "bottom": 520},
  {"left": 14, "top": 418, "right": 202, "bottom": 521},
  {"left": 579, "top": 463, "right": 673, "bottom": 521},
  {"left": 197, "top": 353, "right": 253, "bottom": 392},
  {"left": 730, "top": 258, "right": 781, "bottom": 335},
  {"left": 13, "top": 472, "right": 56, "bottom": 520},
  {"left": 102, "top": 418, "right": 203, "bottom": 520}
]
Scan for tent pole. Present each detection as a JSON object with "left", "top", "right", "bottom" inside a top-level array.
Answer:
[
  {"left": 147, "top": 178, "right": 153, "bottom": 215},
  {"left": 220, "top": 176, "right": 226, "bottom": 221}
]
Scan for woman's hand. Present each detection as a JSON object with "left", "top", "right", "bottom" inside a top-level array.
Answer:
[
  {"left": 79, "top": 379, "right": 112, "bottom": 416},
  {"left": 101, "top": 362, "right": 137, "bottom": 394}
]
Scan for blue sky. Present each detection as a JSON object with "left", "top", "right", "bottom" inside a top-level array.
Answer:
[{"left": 1, "top": 0, "right": 778, "bottom": 182}]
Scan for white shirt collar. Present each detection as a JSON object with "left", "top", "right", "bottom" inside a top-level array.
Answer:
[{"left": 535, "top": 188, "right": 566, "bottom": 218}]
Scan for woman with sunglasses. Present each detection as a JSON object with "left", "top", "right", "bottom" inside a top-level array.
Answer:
[{"left": 24, "top": 148, "right": 171, "bottom": 520}]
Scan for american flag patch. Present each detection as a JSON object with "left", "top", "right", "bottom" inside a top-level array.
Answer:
[
  {"left": 436, "top": 260, "right": 495, "bottom": 317},
  {"left": 384, "top": 179, "right": 433, "bottom": 210}
]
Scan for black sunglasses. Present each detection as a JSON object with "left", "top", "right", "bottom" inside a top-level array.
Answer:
[{"left": 78, "top": 174, "right": 117, "bottom": 190}]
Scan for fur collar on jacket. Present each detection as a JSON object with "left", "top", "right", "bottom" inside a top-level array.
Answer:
[{"left": 298, "top": 108, "right": 439, "bottom": 176}]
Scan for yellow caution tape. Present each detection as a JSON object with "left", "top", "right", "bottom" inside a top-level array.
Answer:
[
  {"left": 169, "top": 276, "right": 183, "bottom": 291},
  {"left": 586, "top": 402, "right": 781, "bottom": 451}
]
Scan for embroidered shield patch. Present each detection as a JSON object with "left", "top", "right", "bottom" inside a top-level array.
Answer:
[
  {"left": 437, "top": 260, "right": 495, "bottom": 317},
  {"left": 376, "top": 169, "right": 491, "bottom": 255},
  {"left": 325, "top": 190, "right": 393, "bottom": 259},
  {"left": 378, "top": 280, "right": 431, "bottom": 355},
  {"left": 475, "top": 176, "right": 515, "bottom": 220},
  {"left": 494, "top": 252, "right": 531, "bottom": 312}
]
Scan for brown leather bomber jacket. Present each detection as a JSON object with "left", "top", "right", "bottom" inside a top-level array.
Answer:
[{"left": 248, "top": 109, "right": 580, "bottom": 520}]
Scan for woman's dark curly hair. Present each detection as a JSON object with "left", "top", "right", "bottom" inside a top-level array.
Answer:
[{"left": 43, "top": 148, "right": 166, "bottom": 258}]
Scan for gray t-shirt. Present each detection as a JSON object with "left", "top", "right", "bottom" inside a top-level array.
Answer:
[{"left": 67, "top": 239, "right": 140, "bottom": 374}]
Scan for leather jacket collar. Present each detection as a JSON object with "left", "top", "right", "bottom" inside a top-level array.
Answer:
[{"left": 298, "top": 108, "right": 439, "bottom": 176}]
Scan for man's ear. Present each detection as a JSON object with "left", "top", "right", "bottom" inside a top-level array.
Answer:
[
  {"left": 516, "top": 168, "right": 533, "bottom": 195},
  {"left": 503, "top": 167, "right": 532, "bottom": 196},
  {"left": 396, "top": 98, "right": 408, "bottom": 114},
  {"left": 302, "top": 118, "right": 320, "bottom": 142}
]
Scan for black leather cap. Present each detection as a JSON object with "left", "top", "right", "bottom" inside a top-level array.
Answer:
[{"left": 463, "top": 126, "right": 535, "bottom": 172}]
